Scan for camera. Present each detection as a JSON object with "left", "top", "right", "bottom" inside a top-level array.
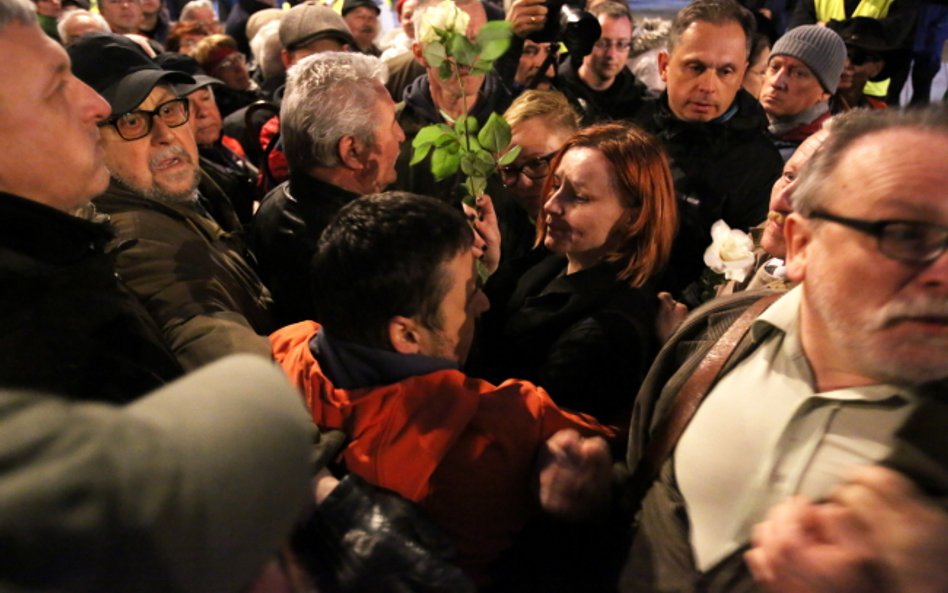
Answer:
[{"left": 527, "top": 0, "right": 601, "bottom": 64}]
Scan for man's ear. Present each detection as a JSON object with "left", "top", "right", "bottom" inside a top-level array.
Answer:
[
  {"left": 388, "top": 315, "right": 422, "bottom": 354},
  {"left": 338, "top": 135, "right": 367, "bottom": 171},
  {"left": 784, "top": 212, "right": 811, "bottom": 282},
  {"left": 280, "top": 48, "right": 294, "bottom": 69},
  {"left": 657, "top": 50, "right": 670, "bottom": 82}
]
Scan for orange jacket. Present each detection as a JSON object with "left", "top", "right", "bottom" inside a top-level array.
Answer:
[{"left": 271, "top": 321, "right": 615, "bottom": 582}]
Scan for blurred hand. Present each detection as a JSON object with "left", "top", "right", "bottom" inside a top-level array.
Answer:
[
  {"left": 655, "top": 291, "right": 688, "bottom": 343},
  {"left": 506, "top": 0, "right": 548, "bottom": 39},
  {"left": 463, "top": 194, "right": 501, "bottom": 276},
  {"left": 537, "top": 429, "right": 612, "bottom": 521}
]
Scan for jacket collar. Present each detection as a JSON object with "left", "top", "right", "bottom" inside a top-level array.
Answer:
[{"left": 0, "top": 191, "right": 114, "bottom": 265}]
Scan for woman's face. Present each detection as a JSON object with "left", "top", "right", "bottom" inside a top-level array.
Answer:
[
  {"left": 543, "top": 146, "right": 627, "bottom": 272},
  {"left": 501, "top": 117, "right": 571, "bottom": 219}
]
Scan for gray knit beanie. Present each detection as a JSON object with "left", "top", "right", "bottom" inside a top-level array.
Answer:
[{"left": 771, "top": 25, "right": 847, "bottom": 94}]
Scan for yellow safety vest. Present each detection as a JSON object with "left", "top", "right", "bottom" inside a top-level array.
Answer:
[{"left": 813, "top": 0, "right": 895, "bottom": 96}]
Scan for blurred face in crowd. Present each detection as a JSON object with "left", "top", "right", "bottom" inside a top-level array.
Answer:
[
  {"left": 659, "top": 20, "right": 748, "bottom": 122},
  {"left": 400, "top": 0, "right": 417, "bottom": 38},
  {"left": 140, "top": 0, "right": 161, "bottom": 18},
  {"left": 284, "top": 36, "right": 348, "bottom": 67},
  {"left": 837, "top": 49, "right": 884, "bottom": 94},
  {"left": 500, "top": 116, "right": 571, "bottom": 219},
  {"left": 187, "top": 86, "right": 222, "bottom": 146},
  {"left": 0, "top": 22, "right": 111, "bottom": 210},
  {"left": 344, "top": 6, "right": 380, "bottom": 50},
  {"left": 212, "top": 51, "right": 251, "bottom": 90},
  {"left": 543, "top": 146, "right": 627, "bottom": 273},
  {"left": 100, "top": 84, "right": 201, "bottom": 202},
  {"left": 785, "top": 128, "right": 948, "bottom": 388},
  {"left": 580, "top": 15, "right": 632, "bottom": 89},
  {"left": 760, "top": 127, "right": 828, "bottom": 257},
  {"left": 759, "top": 55, "right": 829, "bottom": 119},
  {"left": 99, "top": 0, "right": 144, "bottom": 34},
  {"left": 61, "top": 12, "right": 110, "bottom": 45},
  {"left": 515, "top": 40, "right": 555, "bottom": 89},
  {"left": 742, "top": 43, "right": 769, "bottom": 98},
  {"left": 34, "top": 0, "right": 62, "bottom": 19},
  {"left": 183, "top": 5, "right": 221, "bottom": 33}
]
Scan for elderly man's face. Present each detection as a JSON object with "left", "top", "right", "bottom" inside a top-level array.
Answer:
[
  {"left": 99, "top": 0, "right": 144, "bottom": 33},
  {"left": 0, "top": 22, "right": 110, "bottom": 210},
  {"left": 658, "top": 20, "right": 748, "bottom": 122},
  {"left": 100, "top": 84, "right": 200, "bottom": 202},
  {"left": 760, "top": 127, "right": 829, "bottom": 257},
  {"left": 188, "top": 86, "right": 222, "bottom": 146},
  {"left": 785, "top": 128, "right": 948, "bottom": 387},
  {"left": 759, "top": 55, "right": 829, "bottom": 119},
  {"left": 344, "top": 6, "right": 380, "bottom": 50}
]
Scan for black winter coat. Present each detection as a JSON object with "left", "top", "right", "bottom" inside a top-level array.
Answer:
[{"left": 0, "top": 192, "right": 183, "bottom": 402}]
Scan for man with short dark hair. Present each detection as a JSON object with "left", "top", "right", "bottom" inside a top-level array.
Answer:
[
  {"left": 270, "top": 191, "right": 612, "bottom": 585},
  {"left": 759, "top": 24, "right": 847, "bottom": 160},
  {"left": 556, "top": 0, "right": 648, "bottom": 123},
  {"left": 633, "top": 0, "right": 783, "bottom": 305},
  {"left": 69, "top": 32, "right": 276, "bottom": 370},
  {"left": 0, "top": 2, "right": 183, "bottom": 402},
  {"left": 253, "top": 51, "right": 405, "bottom": 325}
]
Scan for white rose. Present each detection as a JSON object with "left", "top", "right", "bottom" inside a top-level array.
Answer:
[
  {"left": 419, "top": 0, "right": 470, "bottom": 45},
  {"left": 703, "top": 219, "right": 756, "bottom": 283}
]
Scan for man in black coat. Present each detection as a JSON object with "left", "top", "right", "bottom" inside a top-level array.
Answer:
[
  {"left": 0, "top": 7, "right": 183, "bottom": 402},
  {"left": 633, "top": 0, "right": 783, "bottom": 305},
  {"left": 253, "top": 51, "right": 405, "bottom": 325}
]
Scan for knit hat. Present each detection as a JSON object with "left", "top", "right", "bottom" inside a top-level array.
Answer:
[
  {"left": 771, "top": 25, "right": 847, "bottom": 94},
  {"left": 279, "top": 1, "right": 356, "bottom": 51}
]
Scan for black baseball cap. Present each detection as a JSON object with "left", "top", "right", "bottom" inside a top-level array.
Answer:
[
  {"left": 68, "top": 33, "right": 195, "bottom": 115},
  {"left": 154, "top": 53, "right": 224, "bottom": 96}
]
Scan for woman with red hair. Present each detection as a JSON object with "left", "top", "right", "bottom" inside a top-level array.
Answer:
[{"left": 470, "top": 121, "right": 677, "bottom": 429}]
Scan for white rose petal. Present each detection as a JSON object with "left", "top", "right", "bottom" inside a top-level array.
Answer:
[{"left": 703, "top": 219, "right": 756, "bottom": 283}]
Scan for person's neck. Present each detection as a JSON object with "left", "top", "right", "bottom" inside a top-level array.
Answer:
[
  {"left": 309, "top": 167, "right": 371, "bottom": 196},
  {"left": 577, "top": 64, "right": 614, "bottom": 91},
  {"left": 836, "top": 85, "right": 865, "bottom": 108},
  {"left": 798, "top": 297, "right": 878, "bottom": 393}
]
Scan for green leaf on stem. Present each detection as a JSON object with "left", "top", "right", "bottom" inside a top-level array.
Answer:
[
  {"left": 463, "top": 174, "right": 487, "bottom": 197},
  {"left": 410, "top": 142, "right": 433, "bottom": 166},
  {"left": 472, "top": 150, "right": 496, "bottom": 177},
  {"left": 454, "top": 115, "right": 478, "bottom": 136},
  {"left": 423, "top": 41, "right": 447, "bottom": 69},
  {"left": 497, "top": 144, "right": 521, "bottom": 165},
  {"left": 448, "top": 34, "right": 478, "bottom": 66},
  {"left": 476, "top": 21, "right": 513, "bottom": 61},
  {"left": 470, "top": 61, "right": 493, "bottom": 75},
  {"left": 477, "top": 112, "right": 512, "bottom": 153},
  {"left": 437, "top": 60, "right": 454, "bottom": 81},
  {"left": 412, "top": 124, "right": 443, "bottom": 149},
  {"left": 431, "top": 145, "right": 461, "bottom": 180}
]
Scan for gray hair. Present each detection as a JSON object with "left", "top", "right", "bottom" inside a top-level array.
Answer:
[
  {"left": 249, "top": 18, "right": 284, "bottom": 80},
  {"left": 57, "top": 9, "right": 110, "bottom": 45},
  {"left": 280, "top": 51, "right": 389, "bottom": 172},
  {"left": 0, "top": 0, "right": 36, "bottom": 31},
  {"left": 793, "top": 106, "right": 948, "bottom": 215},
  {"left": 179, "top": 0, "right": 213, "bottom": 20}
]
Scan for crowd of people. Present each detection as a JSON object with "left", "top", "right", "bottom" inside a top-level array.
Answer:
[{"left": 1, "top": 0, "right": 946, "bottom": 590}]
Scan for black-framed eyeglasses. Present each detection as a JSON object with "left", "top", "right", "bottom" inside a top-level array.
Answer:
[
  {"left": 847, "top": 48, "right": 882, "bottom": 66},
  {"left": 98, "top": 97, "right": 190, "bottom": 141},
  {"left": 808, "top": 209, "right": 948, "bottom": 264},
  {"left": 498, "top": 151, "right": 556, "bottom": 186}
]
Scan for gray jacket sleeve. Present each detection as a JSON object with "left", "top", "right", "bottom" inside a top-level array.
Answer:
[{"left": 0, "top": 355, "right": 313, "bottom": 593}]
